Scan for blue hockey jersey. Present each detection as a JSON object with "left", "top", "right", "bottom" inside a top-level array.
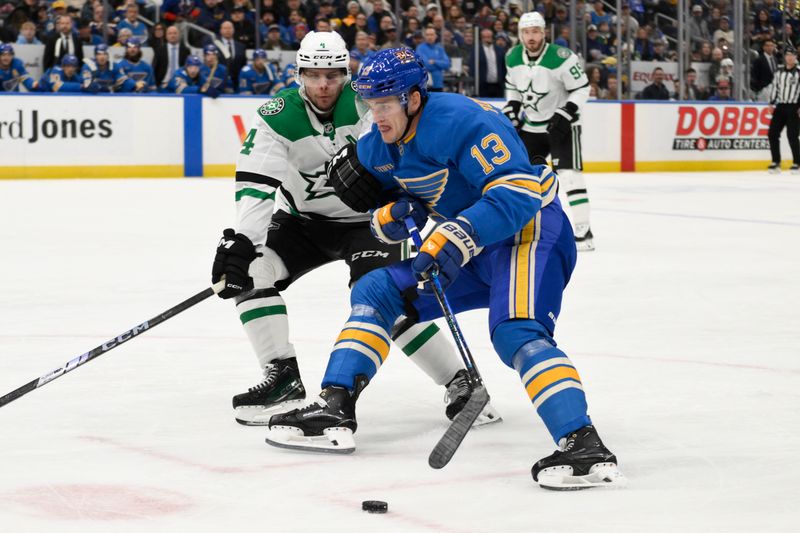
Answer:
[
  {"left": 39, "top": 67, "right": 83, "bottom": 93},
  {"left": 200, "top": 63, "right": 231, "bottom": 92},
  {"left": 0, "top": 57, "right": 37, "bottom": 92},
  {"left": 116, "top": 59, "right": 156, "bottom": 92},
  {"left": 356, "top": 93, "right": 557, "bottom": 246},
  {"left": 80, "top": 61, "right": 133, "bottom": 92},
  {"left": 167, "top": 68, "right": 207, "bottom": 94},
  {"left": 238, "top": 63, "right": 279, "bottom": 95}
]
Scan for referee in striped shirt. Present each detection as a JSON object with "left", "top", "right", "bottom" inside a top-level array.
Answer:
[{"left": 768, "top": 45, "right": 800, "bottom": 173}]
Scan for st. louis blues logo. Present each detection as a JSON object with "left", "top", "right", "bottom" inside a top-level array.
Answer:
[{"left": 394, "top": 169, "right": 449, "bottom": 207}]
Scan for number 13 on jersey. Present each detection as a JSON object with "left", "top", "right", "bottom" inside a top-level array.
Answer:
[{"left": 470, "top": 133, "right": 511, "bottom": 174}]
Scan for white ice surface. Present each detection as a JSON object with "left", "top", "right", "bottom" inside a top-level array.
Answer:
[{"left": 0, "top": 172, "right": 798, "bottom": 533}]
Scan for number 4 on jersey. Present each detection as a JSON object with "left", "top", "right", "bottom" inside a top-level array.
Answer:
[{"left": 240, "top": 128, "right": 257, "bottom": 155}]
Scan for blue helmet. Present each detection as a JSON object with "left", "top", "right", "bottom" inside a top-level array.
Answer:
[
  {"left": 95, "top": 43, "right": 109, "bottom": 56},
  {"left": 0, "top": 43, "right": 14, "bottom": 55},
  {"left": 355, "top": 48, "right": 428, "bottom": 105},
  {"left": 185, "top": 55, "right": 202, "bottom": 67},
  {"left": 253, "top": 49, "right": 267, "bottom": 60},
  {"left": 203, "top": 43, "right": 218, "bottom": 56},
  {"left": 127, "top": 37, "right": 142, "bottom": 49},
  {"left": 61, "top": 54, "right": 79, "bottom": 67}
]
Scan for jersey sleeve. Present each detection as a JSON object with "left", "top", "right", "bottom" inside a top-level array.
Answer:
[
  {"left": 234, "top": 110, "right": 290, "bottom": 245},
  {"left": 504, "top": 47, "right": 523, "bottom": 102},
  {"left": 445, "top": 104, "right": 555, "bottom": 246},
  {"left": 559, "top": 52, "right": 590, "bottom": 111}
]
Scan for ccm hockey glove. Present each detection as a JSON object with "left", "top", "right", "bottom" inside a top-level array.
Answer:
[
  {"left": 547, "top": 102, "right": 579, "bottom": 142},
  {"left": 370, "top": 199, "right": 428, "bottom": 244},
  {"left": 502, "top": 100, "right": 524, "bottom": 132},
  {"left": 412, "top": 218, "right": 482, "bottom": 290},
  {"left": 327, "top": 143, "right": 383, "bottom": 213},
  {"left": 212, "top": 229, "right": 261, "bottom": 299}
]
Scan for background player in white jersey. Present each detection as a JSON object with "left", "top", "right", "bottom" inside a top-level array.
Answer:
[
  {"left": 503, "top": 12, "right": 595, "bottom": 251},
  {"left": 211, "top": 32, "right": 499, "bottom": 427}
]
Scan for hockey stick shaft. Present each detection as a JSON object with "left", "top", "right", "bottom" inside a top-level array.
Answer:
[
  {"left": 404, "top": 217, "right": 483, "bottom": 385},
  {"left": 404, "top": 217, "right": 489, "bottom": 469},
  {"left": 0, "top": 281, "right": 224, "bottom": 408}
]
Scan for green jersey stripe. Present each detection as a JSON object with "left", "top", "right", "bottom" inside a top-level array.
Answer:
[{"left": 236, "top": 188, "right": 275, "bottom": 201}]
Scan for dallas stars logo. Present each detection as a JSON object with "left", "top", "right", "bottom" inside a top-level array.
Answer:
[
  {"left": 522, "top": 81, "right": 548, "bottom": 113},
  {"left": 300, "top": 170, "right": 335, "bottom": 200}
]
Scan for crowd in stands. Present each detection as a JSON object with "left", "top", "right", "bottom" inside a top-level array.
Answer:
[{"left": 0, "top": 0, "right": 798, "bottom": 99}]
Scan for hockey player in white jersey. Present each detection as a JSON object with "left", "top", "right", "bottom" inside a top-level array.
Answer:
[
  {"left": 503, "top": 12, "right": 595, "bottom": 251},
  {"left": 211, "top": 31, "right": 499, "bottom": 427}
]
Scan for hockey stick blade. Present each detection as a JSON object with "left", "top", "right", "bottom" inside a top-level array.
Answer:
[{"left": 429, "top": 386, "right": 489, "bottom": 469}]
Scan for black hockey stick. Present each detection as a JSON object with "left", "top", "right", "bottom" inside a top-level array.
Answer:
[
  {"left": 0, "top": 281, "right": 225, "bottom": 408},
  {"left": 404, "top": 217, "right": 489, "bottom": 469}
]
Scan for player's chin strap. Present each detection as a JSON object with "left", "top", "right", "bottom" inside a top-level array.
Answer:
[{"left": 398, "top": 88, "right": 427, "bottom": 144}]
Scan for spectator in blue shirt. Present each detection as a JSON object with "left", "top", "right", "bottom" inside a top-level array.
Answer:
[
  {"left": 15, "top": 22, "right": 42, "bottom": 45},
  {"left": 416, "top": 27, "right": 450, "bottom": 91},
  {"left": 590, "top": 0, "right": 612, "bottom": 27},
  {"left": 117, "top": 3, "right": 149, "bottom": 45}
]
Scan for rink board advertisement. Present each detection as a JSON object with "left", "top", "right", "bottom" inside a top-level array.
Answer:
[
  {"left": 0, "top": 95, "right": 183, "bottom": 179},
  {"left": 0, "top": 94, "right": 787, "bottom": 178},
  {"left": 632, "top": 102, "right": 789, "bottom": 171},
  {"left": 201, "top": 97, "right": 264, "bottom": 177}
]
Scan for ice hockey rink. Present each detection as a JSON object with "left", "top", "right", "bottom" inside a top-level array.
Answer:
[{"left": 0, "top": 171, "right": 797, "bottom": 533}]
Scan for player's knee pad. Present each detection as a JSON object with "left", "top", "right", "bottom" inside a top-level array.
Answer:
[
  {"left": 350, "top": 268, "right": 406, "bottom": 327},
  {"left": 248, "top": 246, "right": 289, "bottom": 289},
  {"left": 556, "top": 169, "right": 586, "bottom": 192},
  {"left": 491, "top": 319, "right": 559, "bottom": 370}
]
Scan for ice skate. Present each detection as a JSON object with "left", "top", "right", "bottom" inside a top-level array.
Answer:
[
  {"left": 768, "top": 163, "right": 781, "bottom": 174},
  {"left": 266, "top": 376, "right": 368, "bottom": 454},
  {"left": 532, "top": 425, "right": 626, "bottom": 490},
  {"left": 445, "top": 369, "right": 501, "bottom": 427},
  {"left": 575, "top": 226, "right": 595, "bottom": 252},
  {"left": 233, "top": 357, "right": 306, "bottom": 426},
  {"left": 791, "top": 164, "right": 800, "bottom": 174}
]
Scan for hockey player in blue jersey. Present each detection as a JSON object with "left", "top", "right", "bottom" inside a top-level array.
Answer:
[
  {"left": 117, "top": 38, "right": 156, "bottom": 93},
  {"left": 278, "top": 62, "right": 299, "bottom": 91},
  {"left": 238, "top": 49, "right": 279, "bottom": 95},
  {"left": 167, "top": 55, "right": 213, "bottom": 95},
  {"left": 39, "top": 54, "right": 83, "bottom": 93},
  {"left": 80, "top": 44, "right": 134, "bottom": 93},
  {"left": 267, "top": 48, "right": 624, "bottom": 490},
  {"left": 200, "top": 44, "right": 231, "bottom": 94},
  {"left": 0, "top": 43, "right": 38, "bottom": 92}
]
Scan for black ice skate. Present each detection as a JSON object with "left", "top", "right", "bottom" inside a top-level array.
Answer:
[
  {"left": 265, "top": 375, "right": 368, "bottom": 454},
  {"left": 233, "top": 357, "right": 306, "bottom": 426},
  {"left": 575, "top": 227, "right": 595, "bottom": 252},
  {"left": 768, "top": 162, "right": 781, "bottom": 174},
  {"left": 532, "top": 425, "right": 626, "bottom": 490},
  {"left": 792, "top": 164, "right": 800, "bottom": 174},
  {"left": 445, "top": 369, "right": 502, "bottom": 427}
]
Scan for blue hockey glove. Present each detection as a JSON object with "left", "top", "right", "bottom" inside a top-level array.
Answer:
[
  {"left": 370, "top": 199, "right": 428, "bottom": 244},
  {"left": 204, "top": 85, "right": 220, "bottom": 98},
  {"left": 412, "top": 218, "right": 482, "bottom": 290}
]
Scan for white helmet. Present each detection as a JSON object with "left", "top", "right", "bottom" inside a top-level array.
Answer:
[
  {"left": 518, "top": 12, "right": 545, "bottom": 40},
  {"left": 296, "top": 31, "right": 350, "bottom": 75}
]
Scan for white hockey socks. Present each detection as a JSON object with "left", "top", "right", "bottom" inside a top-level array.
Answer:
[
  {"left": 236, "top": 290, "right": 297, "bottom": 372},
  {"left": 393, "top": 321, "right": 463, "bottom": 386},
  {"left": 558, "top": 169, "right": 592, "bottom": 237}
]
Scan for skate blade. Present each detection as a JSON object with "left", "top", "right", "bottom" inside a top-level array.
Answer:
[
  {"left": 471, "top": 402, "right": 502, "bottom": 428},
  {"left": 576, "top": 240, "right": 595, "bottom": 252},
  {"left": 537, "top": 463, "right": 627, "bottom": 491},
  {"left": 265, "top": 426, "right": 356, "bottom": 455},
  {"left": 769, "top": 168, "right": 781, "bottom": 174},
  {"left": 234, "top": 400, "right": 307, "bottom": 426}
]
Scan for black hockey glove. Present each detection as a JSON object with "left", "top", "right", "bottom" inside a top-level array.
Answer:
[
  {"left": 211, "top": 229, "right": 261, "bottom": 299},
  {"left": 547, "top": 102, "right": 579, "bottom": 142},
  {"left": 502, "top": 100, "right": 524, "bottom": 132},
  {"left": 326, "top": 143, "right": 383, "bottom": 213}
]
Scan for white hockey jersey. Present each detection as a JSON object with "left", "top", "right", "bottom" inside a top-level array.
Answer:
[
  {"left": 504, "top": 42, "right": 590, "bottom": 134},
  {"left": 234, "top": 82, "right": 373, "bottom": 246}
]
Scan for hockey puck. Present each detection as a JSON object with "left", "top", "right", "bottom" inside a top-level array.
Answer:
[{"left": 362, "top": 500, "right": 388, "bottom": 514}]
